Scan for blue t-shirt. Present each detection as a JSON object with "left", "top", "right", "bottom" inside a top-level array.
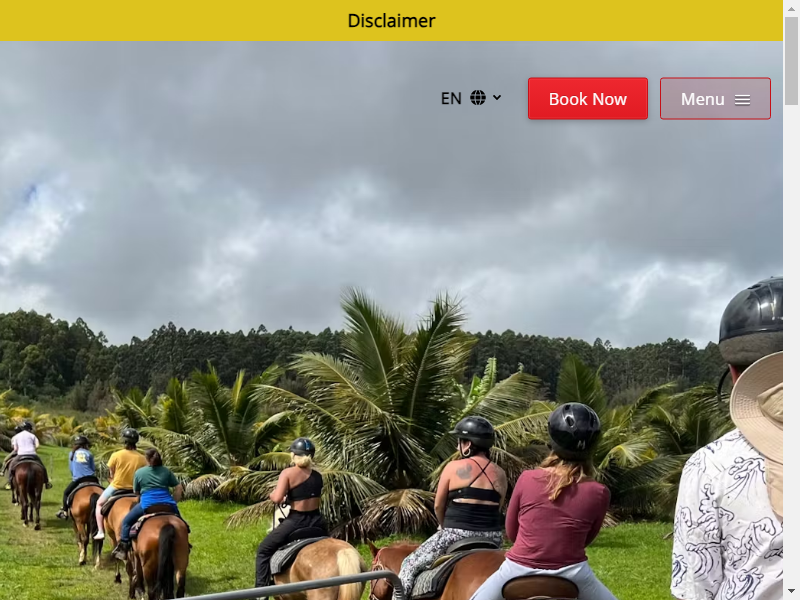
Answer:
[{"left": 69, "top": 448, "right": 96, "bottom": 480}]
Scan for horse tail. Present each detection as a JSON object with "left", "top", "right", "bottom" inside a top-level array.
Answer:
[
  {"left": 155, "top": 523, "right": 176, "bottom": 599},
  {"left": 89, "top": 493, "right": 102, "bottom": 559},
  {"left": 336, "top": 545, "right": 366, "bottom": 600}
]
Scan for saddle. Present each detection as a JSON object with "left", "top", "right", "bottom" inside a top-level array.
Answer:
[
  {"left": 130, "top": 510, "right": 191, "bottom": 539},
  {"left": 502, "top": 575, "right": 579, "bottom": 600},
  {"left": 410, "top": 538, "right": 501, "bottom": 600},
  {"left": 10, "top": 456, "right": 43, "bottom": 474},
  {"left": 100, "top": 489, "right": 137, "bottom": 517},
  {"left": 269, "top": 527, "right": 329, "bottom": 577},
  {"left": 66, "top": 481, "right": 103, "bottom": 509}
]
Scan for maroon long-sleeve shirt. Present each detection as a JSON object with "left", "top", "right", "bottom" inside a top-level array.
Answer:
[{"left": 505, "top": 468, "right": 610, "bottom": 570}]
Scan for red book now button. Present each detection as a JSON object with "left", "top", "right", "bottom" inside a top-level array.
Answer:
[{"left": 528, "top": 77, "right": 649, "bottom": 120}]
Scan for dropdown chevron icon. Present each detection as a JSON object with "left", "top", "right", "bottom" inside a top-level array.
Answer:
[{"left": 789, "top": 589, "right": 795, "bottom": 593}]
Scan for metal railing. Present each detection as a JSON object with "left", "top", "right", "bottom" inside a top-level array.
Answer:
[{"left": 184, "top": 569, "right": 404, "bottom": 600}]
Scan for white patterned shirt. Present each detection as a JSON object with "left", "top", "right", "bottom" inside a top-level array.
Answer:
[{"left": 671, "top": 430, "right": 783, "bottom": 600}]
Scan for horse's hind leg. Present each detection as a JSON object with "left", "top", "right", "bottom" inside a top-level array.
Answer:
[
  {"left": 34, "top": 492, "right": 41, "bottom": 530},
  {"left": 126, "top": 556, "right": 138, "bottom": 599},
  {"left": 20, "top": 494, "right": 28, "bottom": 525},
  {"left": 76, "top": 520, "right": 87, "bottom": 565}
]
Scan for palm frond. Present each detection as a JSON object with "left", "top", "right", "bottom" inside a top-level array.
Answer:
[
  {"left": 140, "top": 426, "right": 224, "bottom": 476},
  {"left": 397, "top": 294, "right": 473, "bottom": 447},
  {"left": 556, "top": 354, "right": 607, "bottom": 413},
  {"left": 182, "top": 474, "right": 224, "bottom": 500},
  {"left": 354, "top": 488, "right": 437, "bottom": 539},
  {"left": 190, "top": 365, "right": 235, "bottom": 463},
  {"left": 341, "top": 287, "right": 406, "bottom": 407}
]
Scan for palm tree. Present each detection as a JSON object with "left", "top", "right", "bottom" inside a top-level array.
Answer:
[
  {"left": 113, "top": 387, "right": 158, "bottom": 429},
  {"left": 112, "top": 364, "right": 298, "bottom": 494},
  {"left": 234, "top": 289, "right": 543, "bottom": 537}
]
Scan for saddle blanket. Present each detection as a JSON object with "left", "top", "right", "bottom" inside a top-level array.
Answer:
[
  {"left": 100, "top": 492, "right": 137, "bottom": 517},
  {"left": 66, "top": 481, "right": 103, "bottom": 509},
  {"left": 10, "top": 456, "right": 43, "bottom": 472},
  {"left": 411, "top": 550, "right": 488, "bottom": 600},
  {"left": 270, "top": 537, "right": 327, "bottom": 575},
  {"left": 130, "top": 512, "right": 191, "bottom": 539}
]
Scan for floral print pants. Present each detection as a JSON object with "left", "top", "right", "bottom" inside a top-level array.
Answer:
[{"left": 398, "top": 528, "right": 504, "bottom": 597}]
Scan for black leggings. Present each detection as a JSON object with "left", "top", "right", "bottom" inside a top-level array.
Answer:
[
  {"left": 62, "top": 475, "right": 100, "bottom": 509},
  {"left": 255, "top": 509, "right": 327, "bottom": 588}
]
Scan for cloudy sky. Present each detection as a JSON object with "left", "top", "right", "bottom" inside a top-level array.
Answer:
[{"left": 0, "top": 42, "right": 783, "bottom": 348}]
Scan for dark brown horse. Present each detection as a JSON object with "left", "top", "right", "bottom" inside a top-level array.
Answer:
[
  {"left": 11, "top": 461, "right": 45, "bottom": 530},
  {"left": 368, "top": 541, "right": 506, "bottom": 600},
  {"left": 69, "top": 484, "right": 104, "bottom": 565},
  {"left": 129, "top": 514, "right": 191, "bottom": 600}
]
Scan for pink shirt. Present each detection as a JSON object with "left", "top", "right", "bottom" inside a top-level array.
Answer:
[
  {"left": 12, "top": 431, "right": 39, "bottom": 456},
  {"left": 506, "top": 468, "right": 610, "bottom": 570}
]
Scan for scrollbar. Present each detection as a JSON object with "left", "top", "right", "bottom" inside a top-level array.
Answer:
[{"left": 788, "top": 15, "right": 798, "bottom": 105}]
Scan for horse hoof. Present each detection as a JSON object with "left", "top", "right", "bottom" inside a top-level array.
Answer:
[
  {"left": 115, "top": 574, "right": 122, "bottom": 584},
  {"left": 34, "top": 524, "right": 41, "bottom": 531}
]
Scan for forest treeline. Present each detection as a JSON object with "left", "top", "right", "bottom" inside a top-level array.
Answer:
[{"left": 0, "top": 309, "right": 725, "bottom": 410}]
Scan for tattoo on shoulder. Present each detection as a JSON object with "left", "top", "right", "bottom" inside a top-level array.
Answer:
[{"left": 455, "top": 462, "right": 473, "bottom": 480}]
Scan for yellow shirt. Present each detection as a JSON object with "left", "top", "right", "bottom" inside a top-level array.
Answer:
[{"left": 108, "top": 449, "right": 147, "bottom": 490}]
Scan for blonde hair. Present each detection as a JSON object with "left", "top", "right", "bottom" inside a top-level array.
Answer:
[
  {"left": 540, "top": 453, "right": 595, "bottom": 501},
  {"left": 292, "top": 453, "right": 313, "bottom": 468}
]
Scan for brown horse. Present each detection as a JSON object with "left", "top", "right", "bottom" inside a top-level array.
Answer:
[
  {"left": 368, "top": 542, "right": 506, "bottom": 600},
  {"left": 98, "top": 495, "right": 139, "bottom": 586},
  {"left": 129, "top": 514, "right": 191, "bottom": 599},
  {"left": 272, "top": 538, "right": 367, "bottom": 600},
  {"left": 69, "top": 484, "right": 104, "bottom": 565},
  {"left": 11, "top": 461, "right": 45, "bottom": 530}
]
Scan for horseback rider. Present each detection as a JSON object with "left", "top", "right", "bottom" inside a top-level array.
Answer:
[
  {"left": 2, "top": 424, "right": 23, "bottom": 489},
  {"left": 112, "top": 448, "right": 185, "bottom": 560},
  {"left": 398, "top": 416, "right": 507, "bottom": 598},
  {"left": 56, "top": 435, "right": 99, "bottom": 520},
  {"left": 254, "top": 437, "right": 327, "bottom": 590},
  {"left": 93, "top": 428, "right": 147, "bottom": 541},
  {"left": 469, "top": 403, "right": 618, "bottom": 600},
  {"left": 4, "top": 421, "right": 53, "bottom": 490}
]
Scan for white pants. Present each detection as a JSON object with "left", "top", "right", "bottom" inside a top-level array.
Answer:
[{"left": 469, "top": 557, "right": 618, "bottom": 600}]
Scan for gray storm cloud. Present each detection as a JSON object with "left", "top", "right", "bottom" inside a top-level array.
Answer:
[{"left": 0, "top": 41, "right": 783, "bottom": 347}]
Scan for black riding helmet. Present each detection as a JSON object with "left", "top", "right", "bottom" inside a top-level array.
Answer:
[
  {"left": 21, "top": 421, "right": 33, "bottom": 432},
  {"left": 288, "top": 437, "right": 316, "bottom": 457},
  {"left": 716, "top": 277, "right": 783, "bottom": 399},
  {"left": 450, "top": 416, "right": 495, "bottom": 449},
  {"left": 121, "top": 428, "right": 140, "bottom": 445},
  {"left": 719, "top": 277, "right": 783, "bottom": 343},
  {"left": 548, "top": 403, "right": 601, "bottom": 461},
  {"left": 73, "top": 435, "right": 90, "bottom": 448}
]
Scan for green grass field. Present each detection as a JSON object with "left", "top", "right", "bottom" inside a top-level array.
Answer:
[{"left": 0, "top": 447, "right": 674, "bottom": 600}]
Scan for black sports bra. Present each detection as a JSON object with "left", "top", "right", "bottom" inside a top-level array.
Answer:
[
  {"left": 443, "top": 458, "right": 502, "bottom": 531},
  {"left": 447, "top": 459, "right": 502, "bottom": 504},
  {"left": 286, "top": 470, "right": 323, "bottom": 502}
]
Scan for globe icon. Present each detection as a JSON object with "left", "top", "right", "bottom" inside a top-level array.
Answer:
[{"left": 470, "top": 90, "right": 486, "bottom": 105}]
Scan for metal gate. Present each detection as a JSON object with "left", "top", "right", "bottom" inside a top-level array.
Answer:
[{"left": 183, "top": 569, "right": 404, "bottom": 600}]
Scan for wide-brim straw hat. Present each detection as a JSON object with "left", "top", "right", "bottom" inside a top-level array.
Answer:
[
  {"left": 730, "top": 351, "right": 783, "bottom": 463},
  {"left": 730, "top": 351, "right": 783, "bottom": 518}
]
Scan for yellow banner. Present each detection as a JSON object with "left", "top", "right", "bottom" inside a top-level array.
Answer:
[{"left": 0, "top": 0, "right": 783, "bottom": 41}]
